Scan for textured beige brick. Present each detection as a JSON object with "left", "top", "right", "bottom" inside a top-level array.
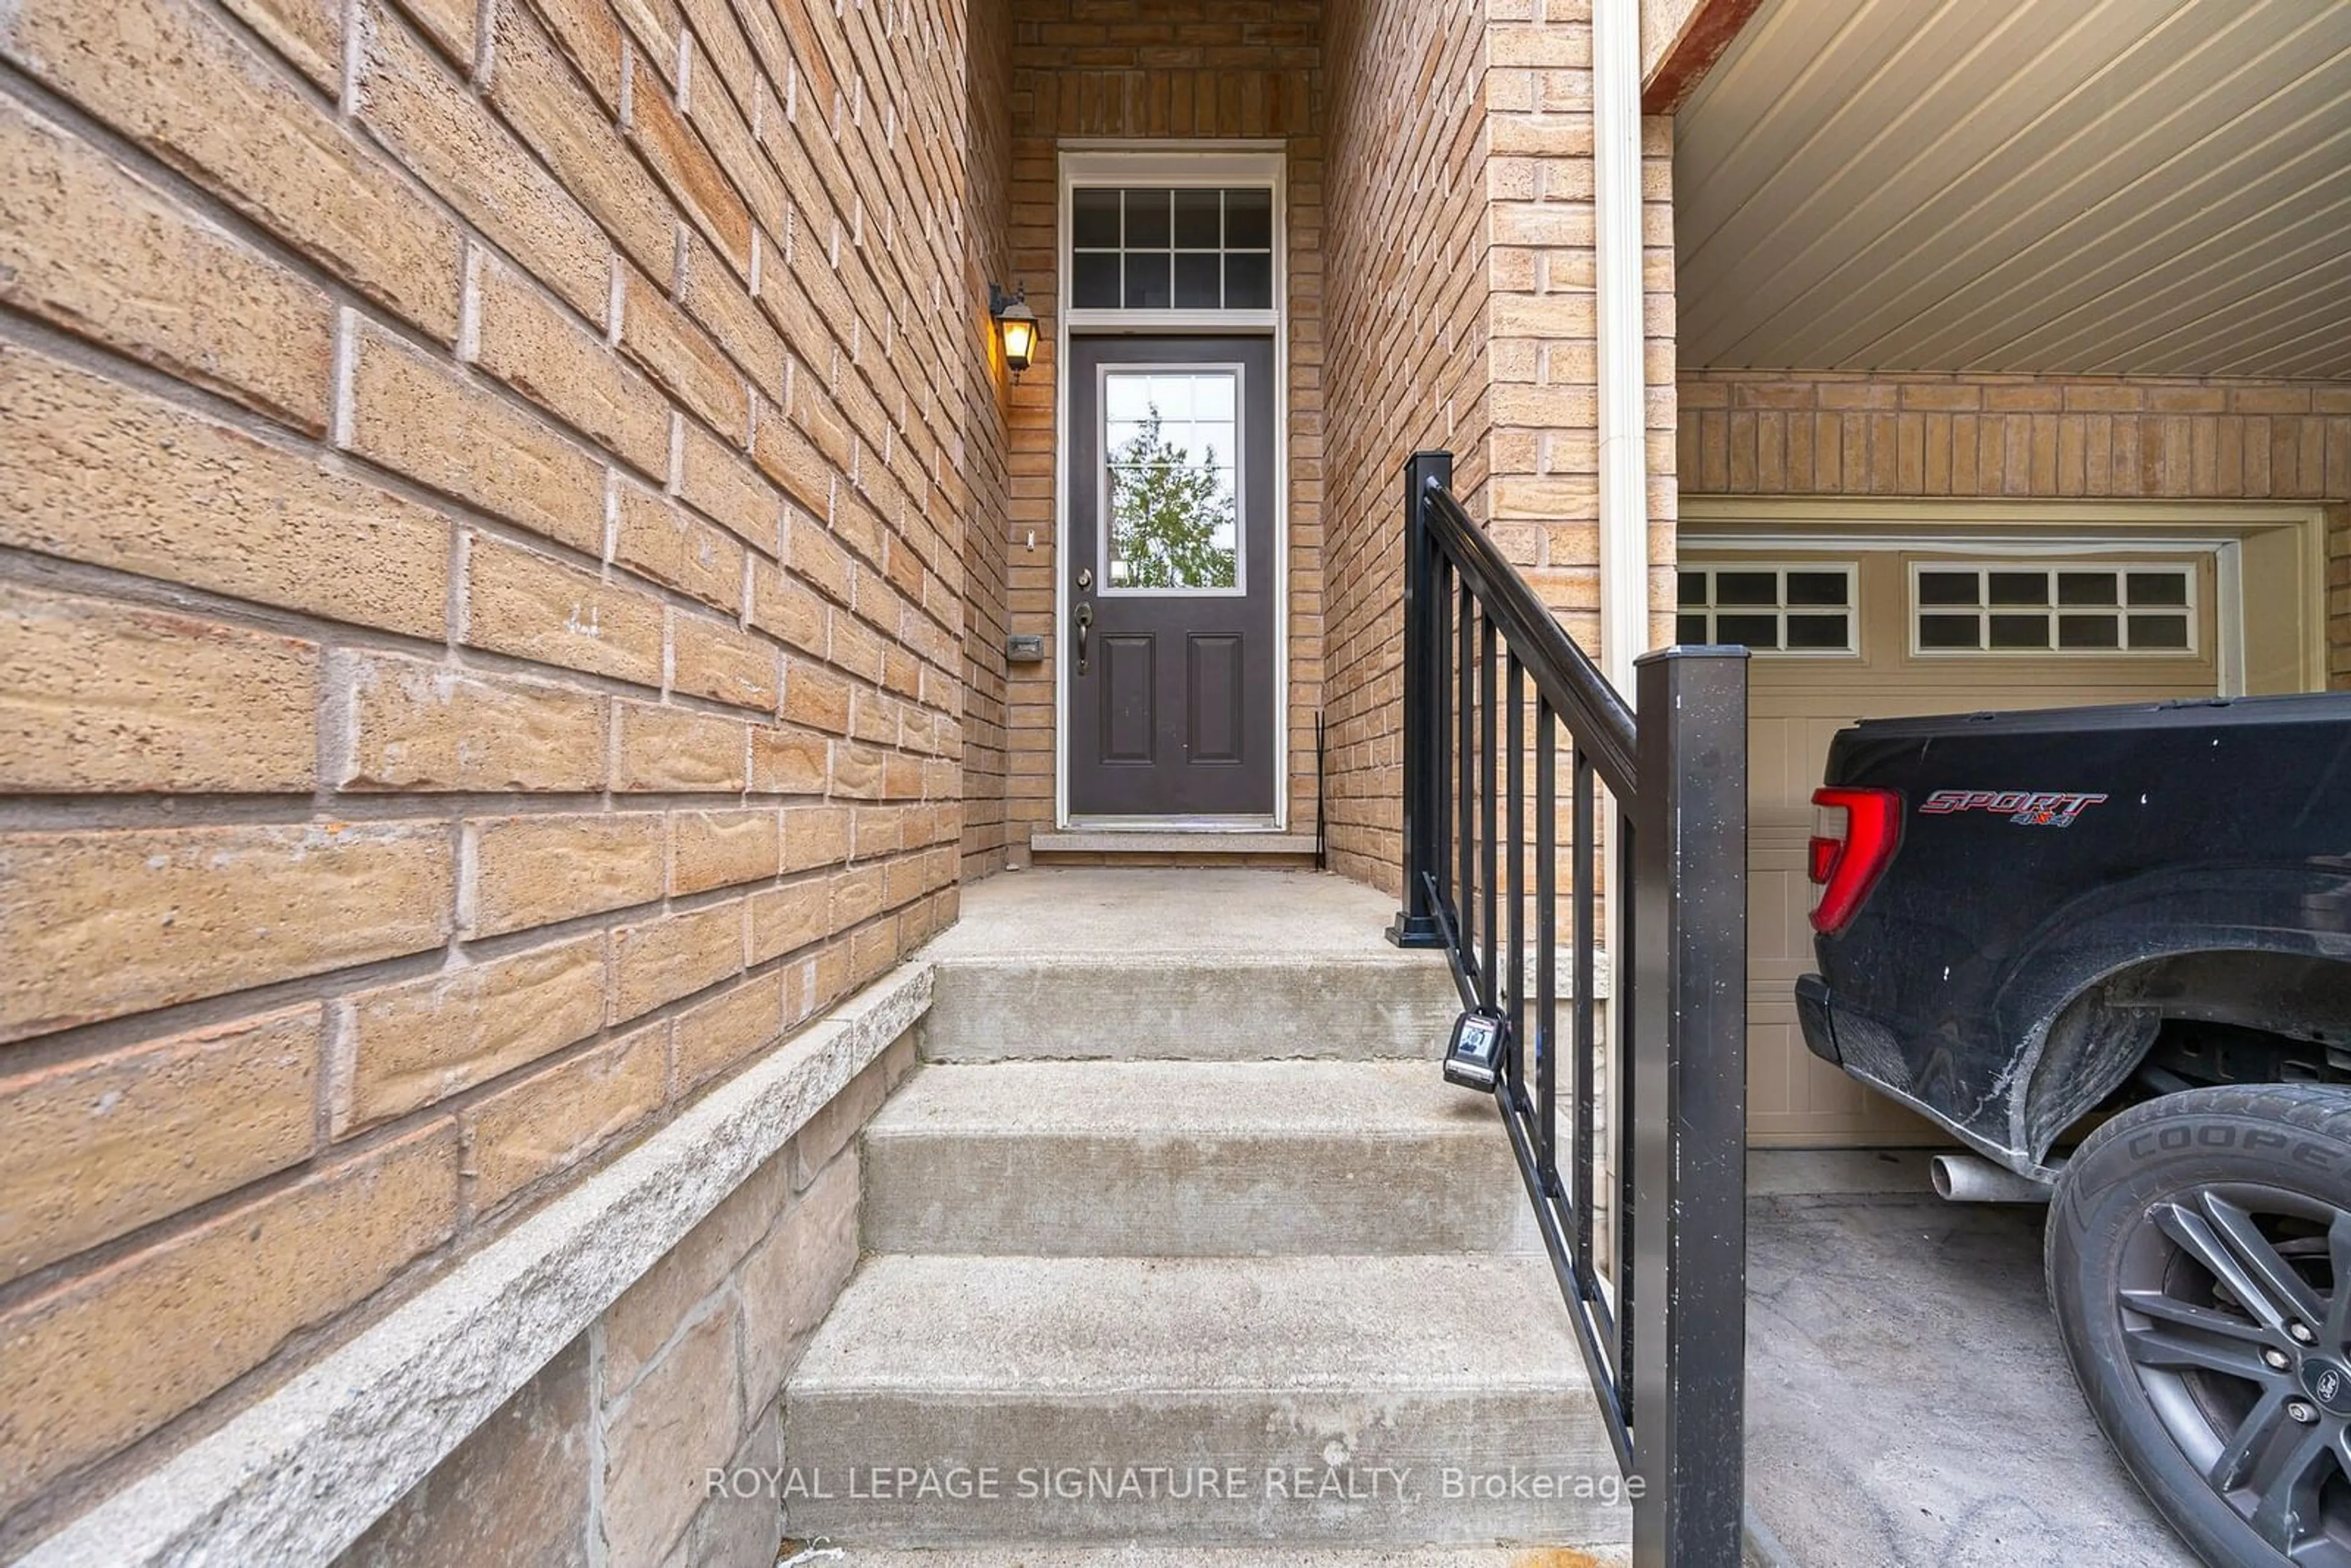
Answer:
[
  {"left": 391, "top": 0, "right": 476, "bottom": 65},
  {"left": 473, "top": 255, "right": 669, "bottom": 481},
  {"left": 782, "top": 805, "right": 850, "bottom": 872},
  {"left": 0, "top": 342, "right": 448, "bottom": 640},
  {"left": 0, "top": 822, "right": 452, "bottom": 1045},
  {"left": 750, "top": 724, "right": 830, "bottom": 795},
  {"left": 467, "top": 812, "right": 667, "bottom": 936},
  {"left": 677, "top": 420, "right": 779, "bottom": 552},
  {"left": 355, "top": 2, "right": 606, "bottom": 320},
  {"left": 614, "top": 704, "right": 748, "bottom": 791},
  {"left": 747, "top": 557, "right": 828, "bottom": 656},
  {"left": 462, "top": 1024, "right": 664, "bottom": 1214},
  {"left": 670, "top": 611, "right": 778, "bottom": 712},
  {"left": 677, "top": 236, "right": 786, "bottom": 393},
  {"left": 0, "top": 95, "right": 334, "bottom": 431},
  {"left": 613, "top": 485, "right": 744, "bottom": 612},
  {"left": 342, "top": 935, "right": 608, "bottom": 1132},
  {"left": 332, "top": 651, "right": 606, "bottom": 792},
  {"left": 623, "top": 51, "right": 751, "bottom": 279},
  {"left": 465, "top": 534, "right": 667, "bottom": 687},
  {"left": 218, "top": 0, "right": 342, "bottom": 86},
  {"left": 781, "top": 660, "right": 852, "bottom": 735},
  {"left": 0, "top": 582, "right": 318, "bottom": 793},
  {"left": 0, "top": 1006, "right": 319, "bottom": 1285},
  {"left": 598, "top": 1293, "right": 739, "bottom": 1567},
  {"left": 482, "top": 0, "right": 670, "bottom": 280},
  {"left": 611, "top": 902, "right": 743, "bottom": 1022},
  {"left": 669, "top": 970, "right": 782, "bottom": 1090},
  {"left": 347, "top": 323, "right": 606, "bottom": 556},
  {"left": 337, "top": 1335, "right": 591, "bottom": 1568},
  {"left": 670, "top": 809, "right": 779, "bottom": 895},
  {"left": 0, "top": 0, "right": 462, "bottom": 339},
  {"left": 517, "top": 0, "right": 628, "bottom": 107},
  {"left": 748, "top": 878, "right": 828, "bottom": 964},
  {"left": 618, "top": 265, "right": 749, "bottom": 442},
  {"left": 0, "top": 1125, "right": 459, "bottom": 1519}
]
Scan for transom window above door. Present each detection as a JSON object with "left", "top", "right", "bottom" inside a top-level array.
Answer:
[
  {"left": 1070, "top": 187, "right": 1275, "bottom": 310},
  {"left": 1101, "top": 368, "right": 1241, "bottom": 592},
  {"left": 1676, "top": 564, "right": 1858, "bottom": 655}
]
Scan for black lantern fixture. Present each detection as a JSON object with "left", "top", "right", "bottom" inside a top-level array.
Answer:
[{"left": 988, "top": 282, "right": 1036, "bottom": 378}]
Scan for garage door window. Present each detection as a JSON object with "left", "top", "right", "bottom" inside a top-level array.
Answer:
[
  {"left": 1910, "top": 563, "right": 2195, "bottom": 655},
  {"left": 1676, "top": 565, "right": 1857, "bottom": 655}
]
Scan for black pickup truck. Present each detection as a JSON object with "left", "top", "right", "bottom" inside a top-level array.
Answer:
[{"left": 1798, "top": 691, "right": 2351, "bottom": 1568}]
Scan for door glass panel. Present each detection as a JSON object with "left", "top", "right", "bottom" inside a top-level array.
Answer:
[{"left": 1103, "top": 369, "right": 1240, "bottom": 591}]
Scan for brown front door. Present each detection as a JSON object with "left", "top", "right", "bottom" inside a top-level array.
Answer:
[{"left": 1068, "top": 336, "right": 1278, "bottom": 818}]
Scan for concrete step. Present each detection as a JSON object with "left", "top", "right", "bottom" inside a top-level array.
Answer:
[
  {"left": 780, "top": 1254, "right": 1627, "bottom": 1547},
  {"left": 920, "top": 953, "right": 1460, "bottom": 1062},
  {"left": 916, "top": 868, "right": 1460, "bottom": 1062},
  {"left": 862, "top": 1060, "right": 1537, "bottom": 1257}
]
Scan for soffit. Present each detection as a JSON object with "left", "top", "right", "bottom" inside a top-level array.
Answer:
[{"left": 1674, "top": 0, "right": 2351, "bottom": 378}]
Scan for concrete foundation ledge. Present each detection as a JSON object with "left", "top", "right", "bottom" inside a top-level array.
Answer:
[{"left": 16, "top": 961, "right": 934, "bottom": 1568}]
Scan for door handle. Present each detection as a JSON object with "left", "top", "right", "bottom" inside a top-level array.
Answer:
[{"left": 1073, "top": 601, "right": 1093, "bottom": 676}]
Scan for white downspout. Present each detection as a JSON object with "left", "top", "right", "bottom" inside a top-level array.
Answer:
[{"left": 1592, "top": 0, "right": 1650, "bottom": 702}]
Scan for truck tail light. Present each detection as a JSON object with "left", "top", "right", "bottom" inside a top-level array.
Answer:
[{"left": 1808, "top": 787, "right": 1902, "bottom": 935}]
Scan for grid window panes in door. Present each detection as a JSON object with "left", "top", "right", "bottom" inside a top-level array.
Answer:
[
  {"left": 1676, "top": 565, "right": 1857, "bottom": 654},
  {"left": 1103, "top": 369, "right": 1240, "bottom": 591},
  {"left": 1071, "top": 188, "right": 1274, "bottom": 310},
  {"left": 1910, "top": 563, "right": 2195, "bottom": 654}
]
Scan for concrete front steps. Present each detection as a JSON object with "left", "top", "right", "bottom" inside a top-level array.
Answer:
[{"left": 779, "top": 870, "right": 1630, "bottom": 1553}]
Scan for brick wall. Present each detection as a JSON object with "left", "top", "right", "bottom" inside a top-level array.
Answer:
[
  {"left": 336, "top": 1032, "right": 912, "bottom": 1568},
  {"left": 1679, "top": 370, "right": 2351, "bottom": 686},
  {"left": 1320, "top": 0, "right": 1678, "bottom": 896},
  {"left": 0, "top": 0, "right": 1002, "bottom": 1547},
  {"left": 1001, "top": 0, "right": 1324, "bottom": 852},
  {"left": 1318, "top": 0, "right": 1489, "bottom": 895}
]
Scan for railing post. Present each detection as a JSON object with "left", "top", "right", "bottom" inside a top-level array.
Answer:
[
  {"left": 1627, "top": 645, "right": 1749, "bottom": 1568},
  {"left": 1387, "top": 449, "right": 1451, "bottom": 948}
]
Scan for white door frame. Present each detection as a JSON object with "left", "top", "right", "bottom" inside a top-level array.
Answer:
[
  {"left": 1053, "top": 143, "right": 1291, "bottom": 831},
  {"left": 1678, "top": 496, "right": 2334, "bottom": 696}
]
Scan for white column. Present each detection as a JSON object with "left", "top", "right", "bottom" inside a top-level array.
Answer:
[{"left": 1591, "top": 0, "right": 1649, "bottom": 704}]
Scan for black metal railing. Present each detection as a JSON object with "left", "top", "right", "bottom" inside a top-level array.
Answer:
[{"left": 1387, "top": 451, "right": 1749, "bottom": 1567}]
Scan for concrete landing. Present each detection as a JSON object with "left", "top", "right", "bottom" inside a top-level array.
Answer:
[
  {"left": 784, "top": 1254, "right": 1627, "bottom": 1547},
  {"left": 1745, "top": 1152, "right": 2196, "bottom": 1567},
  {"left": 863, "top": 1060, "right": 1537, "bottom": 1256},
  {"left": 927, "top": 868, "right": 1418, "bottom": 960},
  {"left": 920, "top": 869, "right": 1459, "bottom": 1061}
]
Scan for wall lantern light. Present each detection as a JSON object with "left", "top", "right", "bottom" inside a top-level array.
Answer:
[{"left": 989, "top": 282, "right": 1036, "bottom": 378}]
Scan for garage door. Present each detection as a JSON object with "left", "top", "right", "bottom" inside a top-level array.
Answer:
[{"left": 1678, "top": 547, "right": 2222, "bottom": 1146}]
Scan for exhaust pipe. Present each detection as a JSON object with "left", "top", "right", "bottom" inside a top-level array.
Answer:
[{"left": 1930, "top": 1153, "right": 2053, "bottom": 1204}]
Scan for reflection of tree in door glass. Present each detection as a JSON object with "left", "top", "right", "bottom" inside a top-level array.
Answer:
[{"left": 1106, "top": 405, "right": 1238, "bottom": 590}]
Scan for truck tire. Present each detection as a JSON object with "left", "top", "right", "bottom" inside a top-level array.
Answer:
[{"left": 2049, "top": 1084, "right": 2351, "bottom": 1568}]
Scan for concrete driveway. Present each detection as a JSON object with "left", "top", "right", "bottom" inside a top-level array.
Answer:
[{"left": 1744, "top": 1152, "right": 2203, "bottom": 1568}]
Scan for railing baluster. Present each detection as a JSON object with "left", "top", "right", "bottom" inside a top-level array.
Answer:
[
  {"left": 1537, "top": 705, "right": 1559, "bottom": 1196},
  {"left": 1479, "top": 613, "right": 1498, "bottom": 1008},
  {"left": 1457, "top": 582, "right": 1475, "bottom": 973},
  {"left": 1616, "top": 817, "right": 1637, "bottom": 1409},
  {"left": 1573, "top": 751, "right": 1596, "bottom": 1278},
  {"left": 1505, "top": 655, "right": 1525, "bottom": 1092},
  {"left": 1432, "top": 558, "right": 1453, "bottom": 917}
]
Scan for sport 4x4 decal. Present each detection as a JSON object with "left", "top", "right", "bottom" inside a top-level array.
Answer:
[{"left": 1918, "top": 789, "right": 2109, "bottom": 827}]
